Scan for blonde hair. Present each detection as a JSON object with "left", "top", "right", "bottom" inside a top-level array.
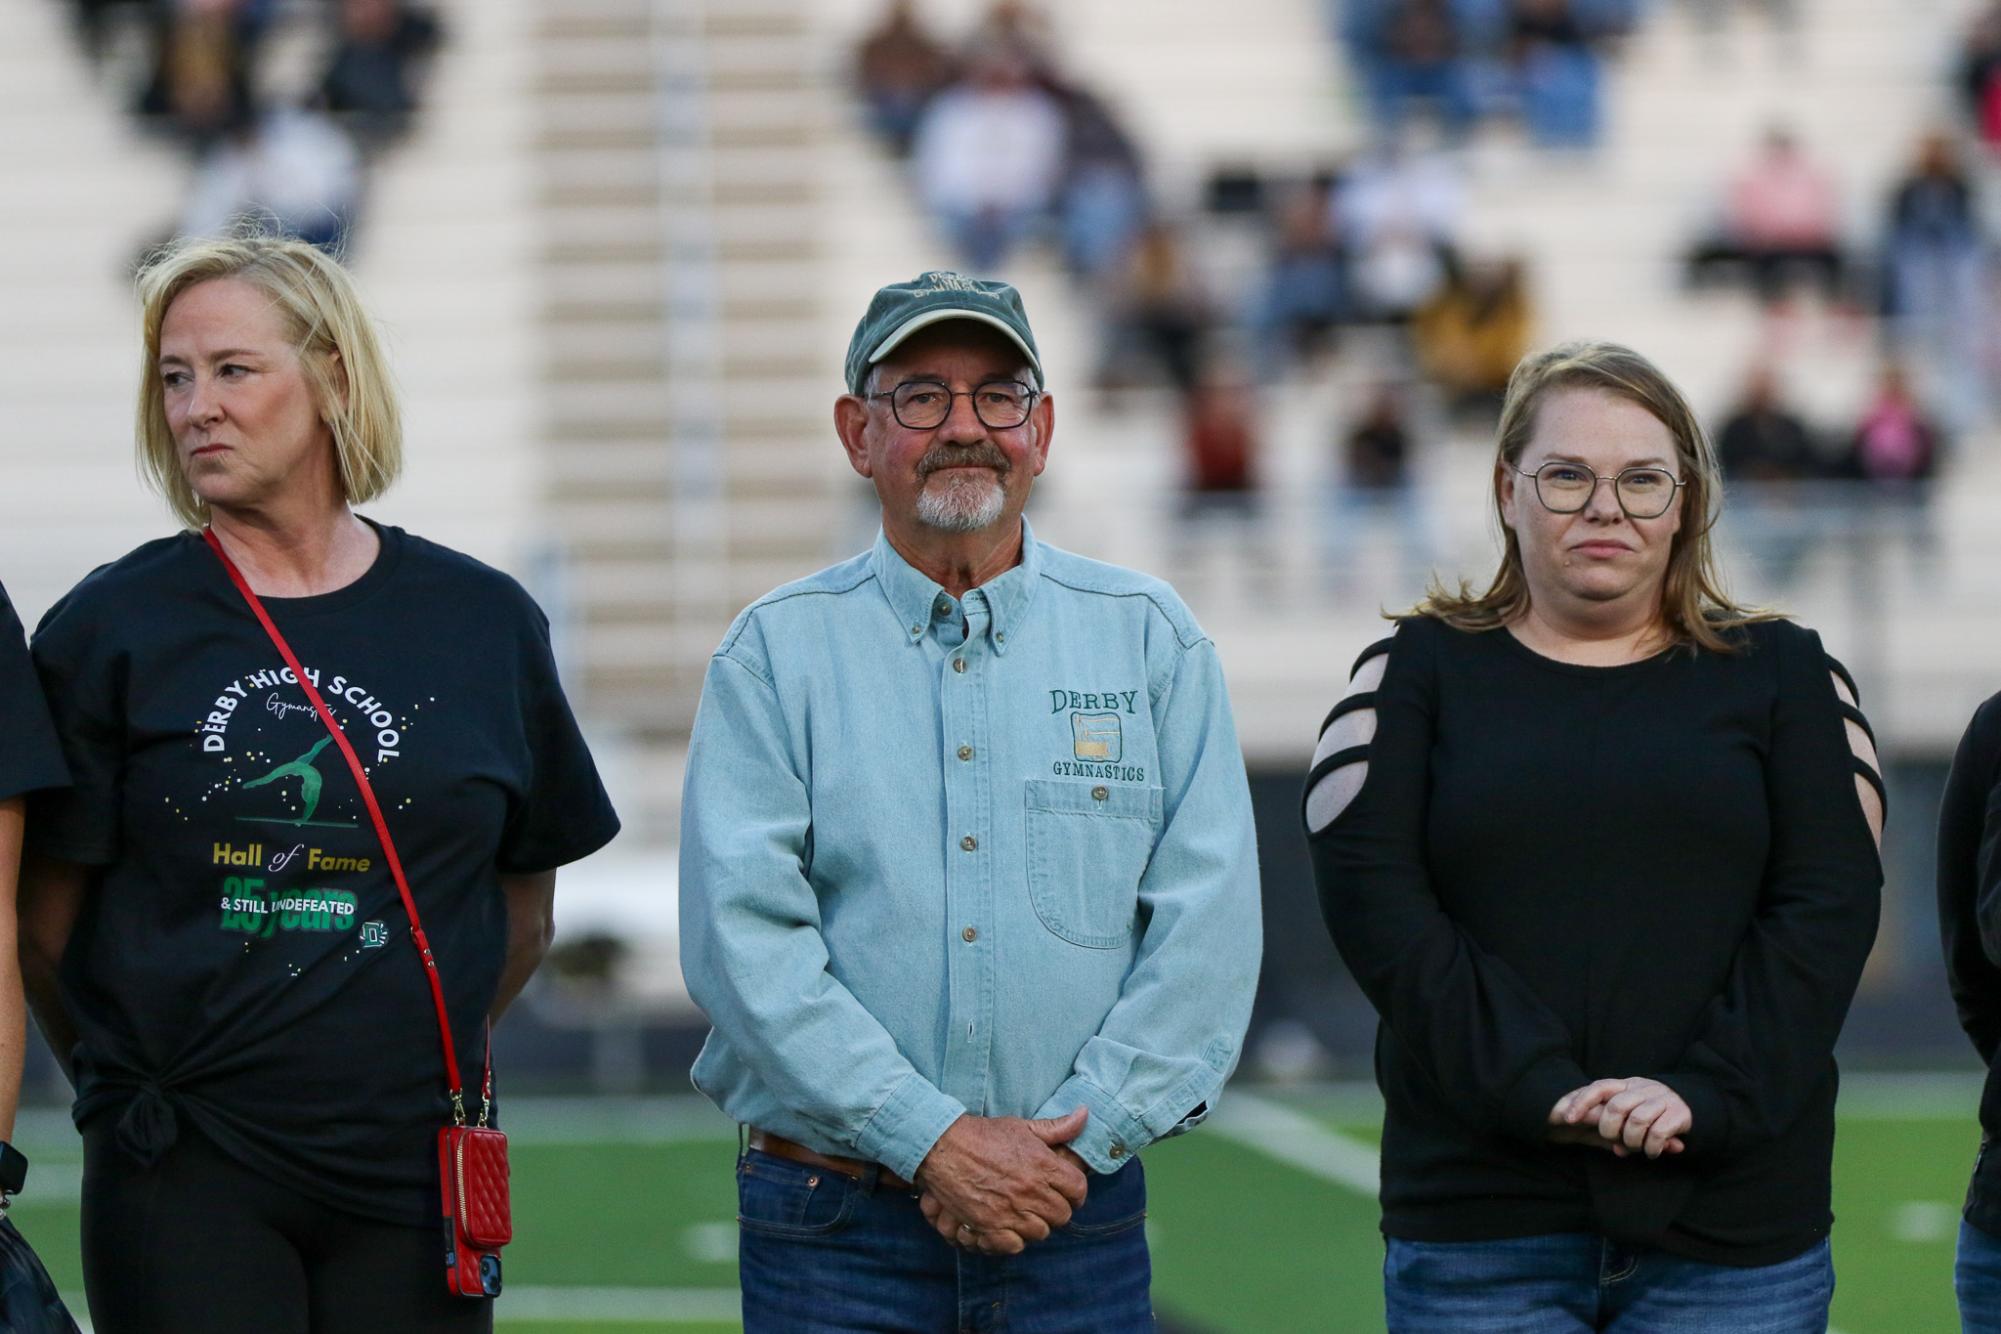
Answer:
[
  {"left": 1411, "top": 339, "right": 1777, "bottom": 653},
  {"left": 136, "top": 234, "right": 402, "bottom": 529}
]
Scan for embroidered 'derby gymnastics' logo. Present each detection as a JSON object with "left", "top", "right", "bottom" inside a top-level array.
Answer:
[{"left": 1047, "top": 687, "right": 1146, "bottom": 783}]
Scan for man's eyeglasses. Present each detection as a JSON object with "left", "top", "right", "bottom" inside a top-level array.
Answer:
[
  {"left": 1514, "top": 461, "right": 1685, "bottom": 520},
  {"left": 867, "top": 379, "right": 1038, "bottom": 431}
]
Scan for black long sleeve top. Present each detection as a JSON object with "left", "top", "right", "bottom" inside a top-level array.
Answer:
[
  {"left": 1304, "top": 615, "right": 1883, "bottom": 1266},
  {"left": 1939, "top": 691, "right": 2001, "bottom": 1235}
]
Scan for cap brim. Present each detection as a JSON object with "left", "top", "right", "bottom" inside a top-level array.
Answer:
[{"left": 867, "top": 309, "right": 1041, "bottom": 382}]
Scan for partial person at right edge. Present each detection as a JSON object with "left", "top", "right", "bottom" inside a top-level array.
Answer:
[
  {"left": 1938, "top": 691, "right": 2001, "bottom": 1332},
  {"left": 1305, "top": 340, "right": 1884, "bottom": 1332}
]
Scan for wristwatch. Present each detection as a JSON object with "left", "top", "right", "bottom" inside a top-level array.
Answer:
[{"left": 0, "top": 1141, "right": 28, "bottom": 1199}]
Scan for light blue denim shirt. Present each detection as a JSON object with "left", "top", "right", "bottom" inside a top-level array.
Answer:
[{"left": 679, "top": 521, "right": 1262, "bottom": 1180}]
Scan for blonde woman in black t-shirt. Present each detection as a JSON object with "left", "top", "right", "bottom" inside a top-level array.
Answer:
[
  {"left": 1305, "top": 340, "right": 1884, "bottom": 1332},
  {"left": 21, "top": 235, "right": 619, "bottom": 1333}
]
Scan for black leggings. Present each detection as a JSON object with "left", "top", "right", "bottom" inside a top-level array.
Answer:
[{"left": 80, "top": 1120, "right": 492, "bottom": 1334}]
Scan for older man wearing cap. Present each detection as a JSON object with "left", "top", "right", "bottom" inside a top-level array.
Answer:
[{"left": 678, "top": 271, "right": 1261, "bottom": 1331}]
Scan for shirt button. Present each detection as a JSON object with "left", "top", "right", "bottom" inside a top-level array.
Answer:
[
  {"left": 1091, "top": 785, "right": 1108, "bottom": 801},
  {"left": 996, "top": 631, "right": 1006, "bottom": 643},
  {"left": 952, "top": 658, "right": 967, "bottom": 674},
  {"left": 958, "top": 745, "right": 974, "bottom": 761},
  {"left": 910, "top": 625, "right": 922, "bottom": 636},
  {"left": 1109, "top": 1142, "right": 1126, "bottom": 1159},
  {"left": 962, "top": 926, "right": 977, "bottom": 943},
  {"left": 934, "top": 595, "right": 952, "bottom": 616},
  {"left": 960, "top": 835, "right": 977, "bottom": 852}
]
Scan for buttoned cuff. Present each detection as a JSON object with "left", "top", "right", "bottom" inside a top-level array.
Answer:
[
  {"left": 853, "top": 1072, "right": 968, "bottom": 1183},
  {"left": 1034, "top": 1075, "right": 1151, "bottom": 1175}
]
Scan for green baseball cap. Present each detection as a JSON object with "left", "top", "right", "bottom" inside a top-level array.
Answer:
[{"left": 843, "top": 270, "right": 1044, "bottom": 394}]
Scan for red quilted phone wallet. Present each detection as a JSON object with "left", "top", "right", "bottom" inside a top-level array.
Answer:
[{"left": 439, "top": 1125, "right": 511, "bottom": 1296}]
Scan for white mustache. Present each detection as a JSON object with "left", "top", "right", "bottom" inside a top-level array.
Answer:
[{"left": 918, "top": 447, "right": 1010, "bottom": 478}]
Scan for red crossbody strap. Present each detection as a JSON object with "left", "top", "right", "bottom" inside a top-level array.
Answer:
[{"left": 202, "top": 527, "right": 473, "bottom": 1113}]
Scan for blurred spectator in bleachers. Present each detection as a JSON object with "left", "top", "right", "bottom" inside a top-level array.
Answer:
[
  {"left": 1248, "top": 181, "right": 1350, "bottom": 369},
  {"left": 1959, "top": 4, "right": 2001, "bottom": 148},
  {"left": 179, "top": 101, "right": 363, "bottom": 253},
  {"left": 1717, "top": 366, "right": 1818, "bottom": 482},
  {"left": 853, "top": 0, "right": 956, "bottom": 156},
  {"left": 1882, "top": 133, "right": 1988, "bottom": 425},
  {"left": 1844, "top": 364, "right": 1943, "bottom": 563},
  {"left": 1171, "top": 362, "right": 1267, "bottom": 582},
  {"left": 1055, "top": 85, "right": 1149, "bottom": 279},
  {"left": 1412, "top": 253, "right": 1533, "bottom": 418},
  {"left": 317, "top": 0, "right": 443, "bottom": 148},
  {"left": 1325, "top": 383, "right": 1432, "bottom": 593},
  {"left": 1342, "top": 0, "right": 1480, "bottom": 137},
  {"left": 1507, "top": 0, "right": 1603, "bottom": 147},
  {"left": 1337, "top": 135, "right": 1462, "bottom": 323},
  {"left": 910, "top": 46, "right": 1067, "bottom": 272},
  {"left": 1715, "top": 366, "right": 1819, "bottom": 585},
  {"left": 1685, "top": 127, "right": 1846, "bottom": 305},
  {"left": 1181, "top": 368, "right": 1261, "bottom": 509},
  {"left": 136, "top": 0, "right": 262, "bottom": 148},
  {"left": 1846, "top": 365, "right": 1941, "bottom": 485},
  {"left": 1101, "top": 222, "right": 1211, "bottom": 392}
]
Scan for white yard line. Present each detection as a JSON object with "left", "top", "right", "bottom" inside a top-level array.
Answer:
[
  {"left": 1209, "top": 1090, "right": 1381, "bottom": 1196},
  {"left": 495, "top": 1286, "right": 741, "bottom": 1323}
]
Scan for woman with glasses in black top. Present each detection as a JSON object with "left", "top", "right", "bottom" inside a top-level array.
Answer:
[{"left": 1305, "top": 340, "right": 1884, "bottom": 1332}]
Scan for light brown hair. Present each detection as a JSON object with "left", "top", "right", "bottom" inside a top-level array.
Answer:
[
  {"left": 136, "top": 234, "right": 401, "bottom": 529},
  {"left": 1410, "top": 339, "right": 1776, "bottom": 652}
]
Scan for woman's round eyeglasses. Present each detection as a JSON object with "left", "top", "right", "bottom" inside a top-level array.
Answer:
[
  {"left": 867, "top": 379, "right": 1038, "bottom": 431},
  {"left": 1514, "top": 461, "right": 1685, "bottom": 520}
]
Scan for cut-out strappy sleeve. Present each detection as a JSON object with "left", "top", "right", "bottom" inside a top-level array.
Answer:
[
  {"left": 1827, "top": 657, "right": 1884, "bottom": 845},
  {"left": 1303, "top": 633, "right": 1394, "bottom": 833}
]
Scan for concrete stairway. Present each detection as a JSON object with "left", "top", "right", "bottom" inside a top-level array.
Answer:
[{"left": 534, "top": 0, "right": 841, "bottom": 739}]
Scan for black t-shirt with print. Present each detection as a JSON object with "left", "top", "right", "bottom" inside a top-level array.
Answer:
[
  {"left": 0, "top": 581, "right": 67, "bottom": 801},
  {"left": 30, "top": 523, "right": 620, "bottom": 1225}
]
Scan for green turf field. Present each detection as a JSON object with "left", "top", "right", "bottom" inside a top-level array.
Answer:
[{"left": 3, "top": 1082, "right": 1979, "bottom": 1332}]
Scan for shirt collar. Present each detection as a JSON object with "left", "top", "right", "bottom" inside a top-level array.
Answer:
[{"left": 871, "top": 519, "right": 1043, "bottom": 655}]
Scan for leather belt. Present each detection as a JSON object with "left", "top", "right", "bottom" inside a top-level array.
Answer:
[{"left": 747, "top": 1129, "right": 917, "bottom": 1193}]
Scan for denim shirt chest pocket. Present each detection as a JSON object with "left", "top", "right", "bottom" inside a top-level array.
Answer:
[{"left": 1022, "top": 778, "right": 1163, "bottom": 948}]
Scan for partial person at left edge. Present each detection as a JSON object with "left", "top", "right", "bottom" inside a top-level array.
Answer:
[
  {"left": 0, "top": 577, "right": 79, "bottom": 1330},
  {"left": 22, "top": 233, "right": 620, "bottom": 1334}
]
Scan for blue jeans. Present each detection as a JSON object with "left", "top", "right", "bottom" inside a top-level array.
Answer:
[
  {"left": 1384, "top": 1233, "right": 1833, "bottom": 1333},
  {"left": 736, "top": 1147, "right": 1153, "bottom": 1333},
  {"left": 1958, "top": 1218, "right": 2001, "bottom": 1332}
]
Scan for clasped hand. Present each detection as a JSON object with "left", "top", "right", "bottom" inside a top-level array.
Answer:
[
  {"left": 913, "top": 1108, "right": 1091, "bottom": 1256},
  {"left": 1547, "top": 1077, "right": 1690, "bottom": 1160}
]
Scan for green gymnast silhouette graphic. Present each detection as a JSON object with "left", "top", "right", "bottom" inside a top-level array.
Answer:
[{"left": 241, "top": 736, "right": 335, "bottom": 825}]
